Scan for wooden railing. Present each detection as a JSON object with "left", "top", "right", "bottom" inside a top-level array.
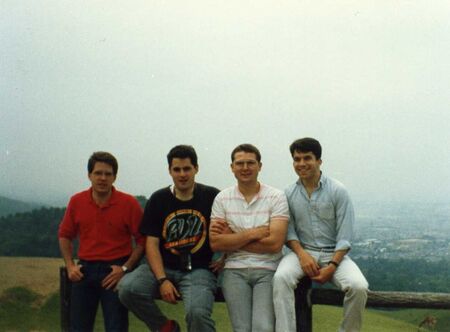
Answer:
[
  {"left": 60, "top": 267, "right": 450, "bottom": 332},
  {"left": 295, "top": 278, "right": 450, "bottom": 332}
]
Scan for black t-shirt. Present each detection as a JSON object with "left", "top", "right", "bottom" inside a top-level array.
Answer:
[{"left": 140, "top": 183, "right": 220, "bottom": 270}]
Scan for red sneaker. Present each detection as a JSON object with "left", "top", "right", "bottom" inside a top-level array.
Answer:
[{"left": 159, "top": 319, "right": 180, "bottom": 332}]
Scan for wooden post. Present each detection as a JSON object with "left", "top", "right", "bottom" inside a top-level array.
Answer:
[
  {"left": 59, "top": 266, "right": 71, "bottom": 332},
  {"left": 295, "top": 277, "right": 312, "bottom": 332}
]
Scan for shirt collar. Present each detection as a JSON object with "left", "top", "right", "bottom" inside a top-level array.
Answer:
[
  {"left": 89, "top": 186, "right": 118, "bottom": 207},
  {"left": 234, "top": 182, "right": 263, "bottom": 201},
  {"left": 296, "top": 172, "right": 325, "bottom": 190}
]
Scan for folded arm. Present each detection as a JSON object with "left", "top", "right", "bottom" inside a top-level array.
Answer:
[
  {"left": 209, "top": 218, "right": 269, "bottom": 252},
  {"left": 242, "top": 217, "right": 288, "bottom": 254}
]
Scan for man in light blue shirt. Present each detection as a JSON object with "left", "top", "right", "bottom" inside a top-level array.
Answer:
[{"left": 273, "top": 137, "right": 368, "bottom": 332}]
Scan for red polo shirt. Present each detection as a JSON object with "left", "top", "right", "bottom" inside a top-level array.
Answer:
[{"left": 58, "top": 187, "right": 144, "bottom": 261}]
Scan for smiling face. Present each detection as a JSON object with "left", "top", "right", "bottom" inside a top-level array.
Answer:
[
  {"left": 292, "top": 150, "right": 322, "bottom": 182},
  {"left": 169, "top": 157, "right": 198, "bottom": 194},
  {"left": 88, "top": 162, "right": 116, "bottom": 196},
  {"left": 231, "top": 151, "right": 262, "bottom": 186}
]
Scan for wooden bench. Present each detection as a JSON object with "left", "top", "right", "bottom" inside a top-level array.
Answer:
[{"left": 60, "top": 267, "right": 450, "bottom": 332}]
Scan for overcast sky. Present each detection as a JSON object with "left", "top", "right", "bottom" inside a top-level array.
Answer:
[{"left": 1, "top": 1, "right": 450, "bottom": 206}]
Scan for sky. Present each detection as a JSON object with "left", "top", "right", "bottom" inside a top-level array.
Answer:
[{"left": 1, "top": 1, "right": 450, "bottom": 206}]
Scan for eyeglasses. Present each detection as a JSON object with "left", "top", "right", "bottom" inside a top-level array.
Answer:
[
  {"left": 92, "top": 171, "right": 114, "bottom": 177},
  {"left": 233, "top": 160, "right": 259, "bottom": 168}
]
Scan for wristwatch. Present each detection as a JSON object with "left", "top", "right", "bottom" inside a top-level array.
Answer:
[
  {"left": 328, "top": 260, "right": 339, "bottom": 268},
  {"left": 157, "top": 277, "right": 169, "bottom": 286},
  {"left": 121, "top": 265, "right": 128, "bottom": 273}
]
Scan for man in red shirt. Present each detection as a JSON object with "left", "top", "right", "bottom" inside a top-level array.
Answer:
[{"left": 58, "top": 151, "right": 144, "bottom": 332}]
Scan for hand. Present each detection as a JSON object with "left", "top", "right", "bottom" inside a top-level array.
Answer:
[
  {"left": 249, "top": 225, "right": 270, "bottom": 241},
  {"left": 299, "top": 252, "right": 320, "bottom": 277},
  {"left": 67, "top": 264, "right": 84, "bottom": 282},
  {"left": 160, "top": 280, "right": 181, "bottom": 304},
  {"left": 311, "top": 264, "right": 336, "bottom": 284},
  {"left": 210, "top": 220, "right": 233, "bottom": 235},
  {"left": 209, "top": 254, "right": 225, "bottom": 273},
  {"left": 101, "top": 265, "right": 125, "bottom": 290}
]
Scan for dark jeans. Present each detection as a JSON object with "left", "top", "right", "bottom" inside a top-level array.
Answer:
[{"left": 70, "top": 257, "right": 128, "bottom": 332}]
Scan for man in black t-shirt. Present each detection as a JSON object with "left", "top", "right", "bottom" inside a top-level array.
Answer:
[{"left": 118, "top": 145, "right": 220, "bottom": 332}]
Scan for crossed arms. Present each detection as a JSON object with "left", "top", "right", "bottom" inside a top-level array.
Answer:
[{"left": 209, "top": 217, "right": 288, "bottom": 254}]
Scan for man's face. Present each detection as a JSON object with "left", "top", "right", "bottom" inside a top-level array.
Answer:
[
  {"left": 169, "top": 158, "right": 198, "bottom": 193},
  {"left": 88, "top": 162, "right": 116, "bottom": 195},
  {"left": 231, "top": 151, "right": 261, "bottom": 185},
  {"left": 292, "top": 150, "right": 322, "bottom": 181}
]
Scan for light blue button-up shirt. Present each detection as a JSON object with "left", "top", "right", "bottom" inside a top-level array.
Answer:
[{"left": 285, "top": 173, "right": 354, "bottom": 252}]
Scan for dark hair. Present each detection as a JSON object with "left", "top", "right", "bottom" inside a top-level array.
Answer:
[
  {"left": 87, "top": 151, "right": 118, "bottom": 175},
  {"left": 289, "top": 138, "right": 322, "bottom": 159},
  {"left": 167, "top": 145, "right": 198, "bottom": 167},
  {"left": 231, "top": 144, "right": 261, "bottom": 162}
]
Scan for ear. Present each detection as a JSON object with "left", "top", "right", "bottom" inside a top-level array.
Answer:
[{"left": 195, "top": 165, "right": 199, "bottom": 174}]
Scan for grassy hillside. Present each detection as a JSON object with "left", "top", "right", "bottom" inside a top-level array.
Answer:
[
  {"left": 0, "top": 257, "right": 446, "bottom": 331},
  {"left": 0, "top": 195, "right": 41, "bottom": 217}
]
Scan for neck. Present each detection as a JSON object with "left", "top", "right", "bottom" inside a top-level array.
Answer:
[
  {"left": 174, "top": 185, "right": 195, "bottom": 201},
  {"left": 238, "top": 181, "right": 260, "bottom": 202},
  {"left": 301, "top": 172, "right": 321, "bottom": 195},
  {"left": 92, "top": 190, "right": 112, "bottom": 206}
]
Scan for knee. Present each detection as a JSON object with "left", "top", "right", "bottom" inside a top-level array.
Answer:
[
  {"left": 117, "top": 277, "right": 135, "bottom": 306},
  {"left": 353, "top": 279, "right": 369, "bottom": 292},
  {"left": 186, "top": 306, "right": 211, "bottom": 323},
  {"left": 347, "top": 279, "right": 369, "bottom": 298}
]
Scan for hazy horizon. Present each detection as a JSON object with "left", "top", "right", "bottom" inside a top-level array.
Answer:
[{"left": 2, "top": 1, "right": 450, "bottom": 206}]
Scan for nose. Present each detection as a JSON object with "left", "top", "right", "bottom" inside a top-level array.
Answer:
[{"left": 296, "top": 158, "right": 305, "bottom": 167}]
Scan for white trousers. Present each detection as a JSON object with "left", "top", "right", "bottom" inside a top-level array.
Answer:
[{"left": 273, "top": 250, "right": 368, "bottom": 332}]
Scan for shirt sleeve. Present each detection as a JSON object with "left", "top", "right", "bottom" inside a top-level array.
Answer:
[
  {"left": 210, "top": 194, "right": 225, "bottom": 221},
  {"left": 286, "top": 208, "right": 300, "bottom": 242},
  {"left": 334, "top": 186, "right": 354, "bottom": 251},
  {"left": 58, "top": 198, "right": 78, "bottom": 240},
  {"left": 139, "top": 193, "right": 161, "bottom": 237},
  {"left": 129, "top": 197, "right": 145, "bottom": 247},
  {"left": 270, "top": 191, "right": 289, "bottom": 220}
]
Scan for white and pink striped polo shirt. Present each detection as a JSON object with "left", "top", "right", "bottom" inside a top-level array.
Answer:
[{"left": 211, "top": 183, "right": 289, "bottom": 270}]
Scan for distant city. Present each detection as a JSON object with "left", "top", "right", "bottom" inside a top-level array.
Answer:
[{"left": 352, "top": 201, "right": 450, "bottom": 262}]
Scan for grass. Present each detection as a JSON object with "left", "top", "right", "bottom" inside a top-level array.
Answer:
[
  {"left": 0, "top": 256, "right": 63, "bottom": 300},
  {"left": 0, "top": 256, "right": 447, "bottom": 331}
]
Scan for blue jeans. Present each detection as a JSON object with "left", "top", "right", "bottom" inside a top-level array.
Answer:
[
  {"left": 222, "top": 268, "right": 275, "bottom": 332},
  {"left": 70, "top": 257, "right": 128, "bottom": 332},
  {"left": 118, "top": 264, "right": 217, "bottom": 332}
]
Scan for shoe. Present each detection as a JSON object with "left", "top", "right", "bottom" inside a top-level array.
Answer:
[{"left": 159, "top": 319, "right": 180, "bottom": 332}]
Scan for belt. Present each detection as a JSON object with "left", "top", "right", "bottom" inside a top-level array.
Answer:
[
  {"left": 78, "top": 255, "right": 129, "bottom": 265},
  {"left": 302, "top": 244, "right": 335, "bottom": 253}
]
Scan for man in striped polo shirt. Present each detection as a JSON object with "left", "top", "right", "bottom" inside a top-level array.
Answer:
[{"left": 210, "top": 143, "right": 289, "bottom": 332}]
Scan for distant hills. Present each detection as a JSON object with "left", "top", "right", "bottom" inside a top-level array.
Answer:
[
  {"left": 0, "top": 194, "right": 147, "bottom": 219},
  {"left": 0, "top": 196, "right": 43, "bottom": 218},
  {"left": 0, "top": 194, "right": 147, "bottom": 258}
]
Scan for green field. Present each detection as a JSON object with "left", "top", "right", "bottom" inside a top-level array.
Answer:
[{"left": 0, "top": 257, "right": 447, "bottom": 331}]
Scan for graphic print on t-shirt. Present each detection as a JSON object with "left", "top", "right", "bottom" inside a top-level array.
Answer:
[{"left": 162, "top": 209, "right": 207, "bottom": 255}]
